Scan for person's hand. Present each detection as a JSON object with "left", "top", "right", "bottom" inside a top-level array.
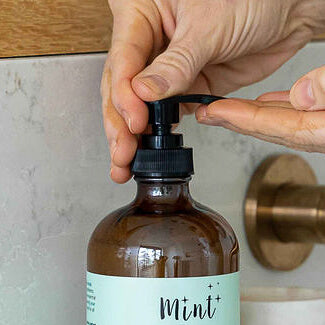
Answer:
[
  {"left": 196, "top": 65, "right": 325, "bottom": 153},
  {"left": 102, "top": 0, "right": 325, "bottom": 183}
]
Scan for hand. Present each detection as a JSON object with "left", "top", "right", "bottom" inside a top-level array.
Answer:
[
  {"left": 196, "top": 65, "right": 325, "bottom": 153},
  {"left": 102, "top": 0, "right": 325, "bottom": 183}
]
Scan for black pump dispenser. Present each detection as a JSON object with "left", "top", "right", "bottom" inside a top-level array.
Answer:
[{"left": 131, "top": 94, "right": 225, "bottom": 178}]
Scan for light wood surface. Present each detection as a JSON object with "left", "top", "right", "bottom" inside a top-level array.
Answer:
[
  {"left": 0, "top": 0, "right": 113, "bottom": 58},
  {"left": 0, "top": 1, "right": 324, "bottom": 58}
]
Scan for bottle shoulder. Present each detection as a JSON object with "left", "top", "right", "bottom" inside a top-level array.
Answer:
[
  {"left": 89, "top": 200, "right": 238, "bottom": 248},
  {"left": 88, "top": 200, "right": 239, "bottom": 276}
]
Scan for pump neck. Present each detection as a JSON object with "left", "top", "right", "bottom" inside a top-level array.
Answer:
[{"left": 133, "top": 177, "right": 193, "bottom": 212}]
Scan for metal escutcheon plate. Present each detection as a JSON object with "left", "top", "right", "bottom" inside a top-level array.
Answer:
[{"left": 244, "top": 154, "right": 317, "bottom": 271}]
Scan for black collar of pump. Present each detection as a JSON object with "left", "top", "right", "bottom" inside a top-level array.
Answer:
[{"left": 131, "top": 94, "right": 225, "bottom": 178}]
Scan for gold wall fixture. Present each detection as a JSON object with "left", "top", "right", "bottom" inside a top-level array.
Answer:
[{"left": 244, "top": 154, "right": 325, "bottom": 271}]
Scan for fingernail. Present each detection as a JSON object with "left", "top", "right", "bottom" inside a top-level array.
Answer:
[
  {"left": 121, "top": 110, "right": 134, "bottom": 133},
  {"left": 196, "top": 105, "right": 207, "bottom": 122},
  {"left": 138, "top": 75, "right": 170, "bottom": 95},
  {"left": 294, "top": 78, "right": 315, "bottom": 108}
]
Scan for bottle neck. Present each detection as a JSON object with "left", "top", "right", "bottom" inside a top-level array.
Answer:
[{"left": 133, "top": 177, "right": 193, "bottom": 212}]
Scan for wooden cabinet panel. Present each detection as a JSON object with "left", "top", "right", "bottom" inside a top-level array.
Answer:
[
  {"left": 0, "top": 1, "right": 324, "bottom": 58},
  {"left": 0, "top": 0, "right": 113, "bottom": 58}
]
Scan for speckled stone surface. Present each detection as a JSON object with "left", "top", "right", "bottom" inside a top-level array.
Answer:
[{"left": 0, "top": 43, "right": 325, "bottom": 324}]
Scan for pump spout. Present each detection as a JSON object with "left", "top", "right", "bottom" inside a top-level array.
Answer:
[{"left": 131, "top": 94, "right": 225, "bottom": 178}]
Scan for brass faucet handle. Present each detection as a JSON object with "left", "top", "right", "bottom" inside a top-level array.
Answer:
[{"left": 244, "top": 154, "right": 322, "bottom": 271}]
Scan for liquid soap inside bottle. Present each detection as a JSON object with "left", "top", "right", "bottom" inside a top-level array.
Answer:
[{"left": 87, "top": 95, "right": 240, "bottom": 324}]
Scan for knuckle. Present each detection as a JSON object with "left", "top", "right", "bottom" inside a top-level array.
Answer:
[
  {"left": 110, "top": 40, "right": 148, "bottom": 64},
  {"left": 286, "top": 111, "right": 318, "bottom": 146},
  {"left": 156, "top": 46, "right": 198, "bottom": 83},
  {"left": 286, "top": 111, "right": 305, "bottom": 142}
]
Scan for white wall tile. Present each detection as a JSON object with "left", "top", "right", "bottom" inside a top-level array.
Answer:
[{"left": 0, "top": 43, "right": 324, "bottom": 324}]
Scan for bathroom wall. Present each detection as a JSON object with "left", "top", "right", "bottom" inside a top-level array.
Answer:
[{"left": 0, "top": 43, "right": 324, "bottom": 325}]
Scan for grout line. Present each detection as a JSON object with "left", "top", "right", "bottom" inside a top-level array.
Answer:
[{"left": 0, "top": 51, "right": 108, "bottom": 60}]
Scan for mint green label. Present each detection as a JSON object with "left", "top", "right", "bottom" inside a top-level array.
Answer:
[{"left": 87, "top": 271, "right": 240, "bottom": 325}]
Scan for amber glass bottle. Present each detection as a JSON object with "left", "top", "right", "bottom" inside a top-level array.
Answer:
[{"left": 87, "top": 95, "right": 239, "bottom": 325}]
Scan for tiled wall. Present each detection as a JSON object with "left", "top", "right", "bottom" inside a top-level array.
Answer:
[{"left": 0, "top": 43, "right": 324, "bottom": 324}]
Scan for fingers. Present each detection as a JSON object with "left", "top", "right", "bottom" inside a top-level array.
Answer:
[
  {"left": 132, "top": 29, "right": 211, "bottom": 101},
  {"left": 101, "top": 59, "right": 137, "bottom": 183},
  {"left": 110, "top": 165, "right": 132, "bottom": 184},
  {"left": 258, "top": 91, "right": 290, "bottom": 102},
  {"left": 196, "top": 98, "right": 325, "bottom": 152},
  {"left": 290, "top": 65, "right": 325, "bottom": 111},
  {"left": 109, "top": 1, "right": 163, "bottom": 134}
]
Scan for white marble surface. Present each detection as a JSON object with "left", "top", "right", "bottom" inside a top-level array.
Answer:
[{"left": 0, "top": 43, "right": 325, "bottom": 324}]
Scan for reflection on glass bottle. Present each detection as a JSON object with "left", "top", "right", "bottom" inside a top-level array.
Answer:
[{"left": 137, "top": 246, "right": 167, "bottom": 277}]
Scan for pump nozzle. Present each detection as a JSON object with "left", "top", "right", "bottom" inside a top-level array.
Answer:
[
  {"left": 131, "top": 94, "right": 226, "bottom": 178},
  {"left": 147, "top": 94, "right": 225, "bottom": 125}
]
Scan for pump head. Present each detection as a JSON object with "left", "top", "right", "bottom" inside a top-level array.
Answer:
[{"left": 131, "top": 94, "right": 225, "bottom": 178}]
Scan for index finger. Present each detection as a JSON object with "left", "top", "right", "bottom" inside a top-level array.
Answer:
[
  {"left": 109, "top": 0, "right": 163, "bottom": 133},
  {"left": 196, "top": 98, "right": 325, "bottom": 152},
  {"left": 101, "top": 59, "right": 137, "bottom": 183}
]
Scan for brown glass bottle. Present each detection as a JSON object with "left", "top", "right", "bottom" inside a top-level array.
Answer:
[
  {"left": 87, "top": 95, "right": 239, "bottom": 324},
  {"left": 88, "top": 177, "right": 239, "bottom": 278}
]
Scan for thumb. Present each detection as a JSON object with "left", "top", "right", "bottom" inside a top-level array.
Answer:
[
  {"left": 132, "top": 38, "right": 210, "bottom": 101},
  {"left": 290, "top": 65, "right": 325, "bottom": 111}
]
